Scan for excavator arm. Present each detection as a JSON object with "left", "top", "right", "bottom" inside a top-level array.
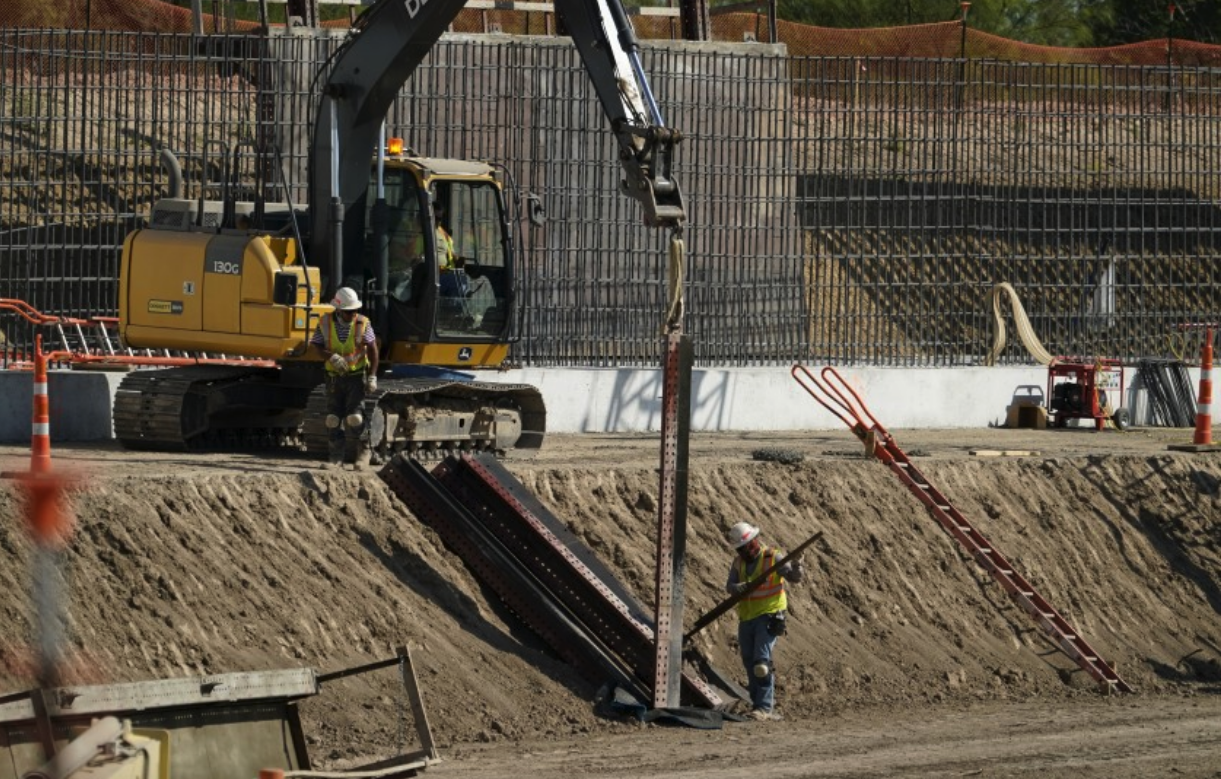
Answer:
[{"left": 307, "top": 0, "right": 685, "bottom": 291}]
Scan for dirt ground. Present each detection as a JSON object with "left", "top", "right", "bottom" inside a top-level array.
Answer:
[{"left": 2, "top": 425, "right": 1221, "bottom": 778}]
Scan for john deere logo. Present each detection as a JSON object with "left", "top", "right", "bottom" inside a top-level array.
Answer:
[{"left": 457, "top": 347, "right": 472, "bottom": 361}]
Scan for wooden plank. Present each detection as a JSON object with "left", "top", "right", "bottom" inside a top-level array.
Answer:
[
  {"left": 969, "top": 449, "right": 1041, "bottom": 457},
  {"left": 396, "top": 646, "right": 438, "bottom": 763}
]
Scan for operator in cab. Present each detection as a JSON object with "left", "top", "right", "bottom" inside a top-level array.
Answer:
[
  {"left": 310, "top": 287, "right": 379, "bottom": 468},
  {"left": 434, "top": 201, "right": 469, "bottom": 298},
  {"left": 388, "top": 220, "right": 425, "bottom": 303},
  {"left": 387, "top": 202, "right": 461, "bottom": 302}
]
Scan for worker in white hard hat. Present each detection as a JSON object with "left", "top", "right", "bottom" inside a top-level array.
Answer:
[
  {"left": 725, "top": 521, "right": 804, "bottom": 721},
  {"left": 310, "top": 286, "right": 380, "bottom": 467}
]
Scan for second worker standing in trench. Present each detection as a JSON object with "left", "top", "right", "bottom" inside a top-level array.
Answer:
[{"left": 725, "top": 521, "right": 805, "bottom": 722}]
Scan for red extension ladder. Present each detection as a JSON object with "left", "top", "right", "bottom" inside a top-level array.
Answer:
[{"left": 793, "top": 364, "right": 1133, "bottom": 694}]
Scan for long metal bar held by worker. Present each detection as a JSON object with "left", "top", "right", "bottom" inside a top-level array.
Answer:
[{"left": 683, "top": 531, "right": 824, "bottom": 645}]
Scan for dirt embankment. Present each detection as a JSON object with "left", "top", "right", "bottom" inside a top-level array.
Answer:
[{"left": 1, "top": 432, "right": 1220, "bottom": 773}]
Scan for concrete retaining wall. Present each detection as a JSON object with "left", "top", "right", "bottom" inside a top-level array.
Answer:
[
  {"left": 0, "top": 371, "right": 127, "bottom": 442},
  {"left": 0, "top": 365, "right": 1192, "bottom": 443}
]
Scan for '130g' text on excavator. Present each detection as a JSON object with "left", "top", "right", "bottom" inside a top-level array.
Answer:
[{"left": 114, "top": 0, "right": 686, "bottom": 460}]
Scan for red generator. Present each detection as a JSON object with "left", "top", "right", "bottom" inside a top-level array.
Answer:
[{"left": 1047, "top": 359, "right": 1130, "bottom": 430}]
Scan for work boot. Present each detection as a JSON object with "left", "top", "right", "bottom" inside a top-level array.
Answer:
[
  {"left": 353, "top": 444, "right": 372, "bottom": 470},
  {"left": 327, "top": 441, "right": 345, "bottom": 469}
]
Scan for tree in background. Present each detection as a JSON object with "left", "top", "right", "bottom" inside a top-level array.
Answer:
[
  {"left": 964, "top": 0, "right": 1110, "bottom": 46},
  {"left": 1091, "top": 0, "right": 1218, "bottom": 45}
]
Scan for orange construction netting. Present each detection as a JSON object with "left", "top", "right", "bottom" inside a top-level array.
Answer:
[
  {"left": 1, "top": 0, "right": 1220, "bottom": 67},
  {"left": 0, "top": 0, "right": 202, "bottom": 32},
  {"left": 708, "top": 15, "right": 1221, "bottom": 67}
]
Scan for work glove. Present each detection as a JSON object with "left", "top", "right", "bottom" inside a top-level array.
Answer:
[
  {"left": 365, "top": 375, "right": 378, "bottom": 393},
  {"left": 326, "top": 353, "right": 347, "bottom": 372},
  {"left": 730, "top": 582, "right": 750, "bottom": 595}
]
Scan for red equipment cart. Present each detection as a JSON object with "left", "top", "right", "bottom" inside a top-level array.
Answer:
[{"left": 1047, "top": 359, "right": 1129, "bottom": 431}]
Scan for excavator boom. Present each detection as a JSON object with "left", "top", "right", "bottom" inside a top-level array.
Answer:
[{"left": 308, "top": 0, "right": 685, "bottom": 290}]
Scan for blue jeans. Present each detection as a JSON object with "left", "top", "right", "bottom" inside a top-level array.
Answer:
[
  {"left": 440, "top": 269, "right": 470, "bottom": 297},
  {"left": 738, "top": 613, "right": 780, "bottom": 712}
]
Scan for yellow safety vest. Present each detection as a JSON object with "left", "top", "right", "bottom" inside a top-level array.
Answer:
[
  {"left": 436, "top": 226, "right": 456, "bottom": 270},
  {"left": 323, "top": 313, "right": 369, "bottom": 375},
  {"left": 735, "top": 546, "right": 787, "bottom": 622}
]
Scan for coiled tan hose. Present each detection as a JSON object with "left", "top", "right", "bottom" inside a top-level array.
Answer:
[
  {"left": 662, "top": 230, "right": 685, "bottom": 334},
  {"left": 986, "top": 283, "right": 1056, "bottom": 367}
]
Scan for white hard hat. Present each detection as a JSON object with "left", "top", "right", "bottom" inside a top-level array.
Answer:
[
  {"left": 728, "top": 522, "right": 760, "bottom": 549},
  {"left": 332, "top": 287, "right": 362, "bottom": 311}
]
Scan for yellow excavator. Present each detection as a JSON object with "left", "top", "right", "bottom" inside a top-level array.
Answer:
[{"left": 113, "top": 0, "right": 685, "bottom": 460}]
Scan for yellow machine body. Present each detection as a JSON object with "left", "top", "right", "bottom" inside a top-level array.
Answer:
[
  {"left": 119, "top": 230, "right": 327, "bottom": 360},
  {"left": 118, "top": 155, "right": 514, "bottom": 371}
]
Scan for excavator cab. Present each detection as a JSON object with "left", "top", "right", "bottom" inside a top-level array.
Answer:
[{"left": 370, "top": 155, "right": 513, "bottom": 369}]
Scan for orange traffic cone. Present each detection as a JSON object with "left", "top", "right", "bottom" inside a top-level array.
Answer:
[
  {"left": 1170, "top": 327, "right": 1220, "bottom": 452},
  {"left": 1193, "top": 328, "right": 1214, "bottom": 445},
  {"left": 30, "top": 334, "right": 52, "bottom": 474}
]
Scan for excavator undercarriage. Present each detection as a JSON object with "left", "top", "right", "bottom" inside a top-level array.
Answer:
[
  {"left": 304, "top": 375, "right": 546, "bottom": 459},
  {"left": 113, "top": 365, "right": 312, "bottom": 451},
  {"left": 114, "top": 366, "right": 546, "bottom": 458}
]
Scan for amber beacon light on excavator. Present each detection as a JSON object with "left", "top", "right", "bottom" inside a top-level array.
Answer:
[{"left": 113, "top": 0, "right": 685, "bottom": 461}]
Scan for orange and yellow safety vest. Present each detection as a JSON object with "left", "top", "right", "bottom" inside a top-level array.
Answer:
[
  {"left": 735, "top": 546, "right": 788, "bottom": 622},
  {"left": 322, "top": 313, "right": 370, "bottom": 375}
]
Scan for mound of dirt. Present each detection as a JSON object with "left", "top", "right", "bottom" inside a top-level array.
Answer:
[{"left": 2, "top": 429, "right": 1220, "bottom": 774}]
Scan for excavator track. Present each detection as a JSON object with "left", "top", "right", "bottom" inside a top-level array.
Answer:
[
  {"left": 116, "top": 367, "right": 547, "bottom": 458},
  {"left": 302, "top": 377, "right": 546, "bottom": 460},
  {"left": 113, "top": 366, "right": 313, "bottom": 452}
]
